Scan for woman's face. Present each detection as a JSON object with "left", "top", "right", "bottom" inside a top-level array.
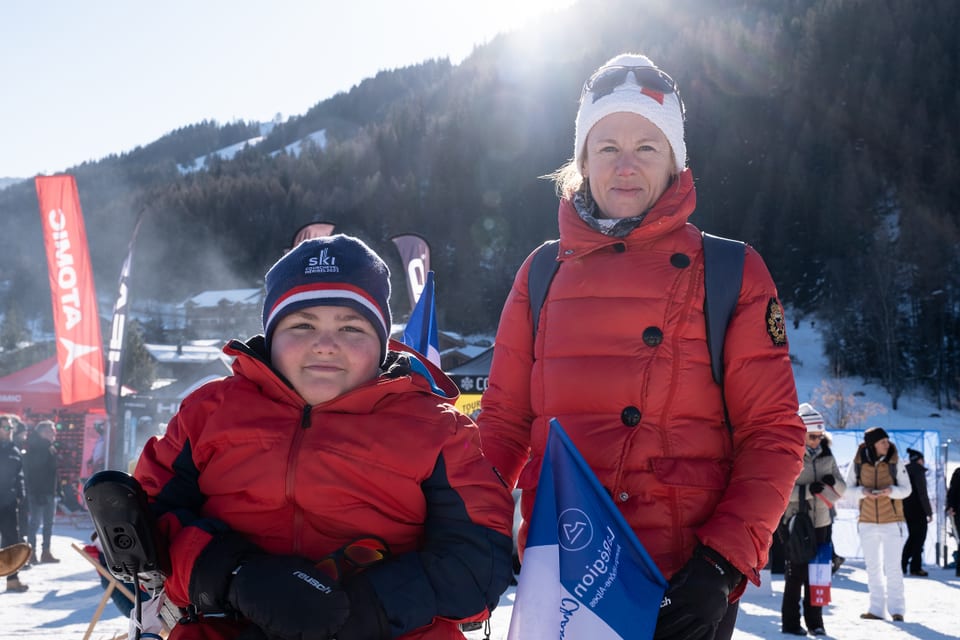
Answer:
[
  {"left": 874, "top": 437, "right": 891, "bottom": 456},
  {"left": 582, "top": 111, "right": 674, "bottom": 219},
  {"left": 806, "top": 431, "right": 825, "bottom": 447}
]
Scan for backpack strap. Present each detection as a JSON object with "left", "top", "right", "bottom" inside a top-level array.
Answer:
[
  {"left": 702, "top": 232, "right": 746, "bottom": 385},
  {"left": 528, "top": 240, "right": 561, "bottom": 338}
]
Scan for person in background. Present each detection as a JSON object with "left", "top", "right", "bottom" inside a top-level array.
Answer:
[
  {"left": 779, "top": 403, "right": 845, "bottom": 636},
  {"left": 0, "top": 414, "right": 29, "bottom": 591},
  {"left": 479, "top": 52, "right": 806, "bottom": 640},
  {"left": 820, "top": 431, "right": 845, "bottom": 575},
  {"left": 901, "top": 448, "right": 932, "bottom": 577},
  {"left": 135, "top": 234, "right": 514, "bottom": 640},
  {"left": 944, "top": 466, "right": 960, "bottom": 576},
  {"left": 11, "top": 419, "right": 30, "bottom": 555},
  {"left": 23, "top": 420, "right": 60, "bottom": 564},
  {"left": 10, "top": 416, "right": 28, "bottom": 451},
  {"left": 86, "top": 422, "right": 106, "bottom": 474},
  {"left": 847, "top": 427, "right": 911, "bottom": 622}
]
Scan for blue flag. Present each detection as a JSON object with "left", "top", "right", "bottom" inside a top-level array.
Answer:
[
  {"left": 402, "top": 270, "right": 440, "bottom": 367},
  {"left": 508, "top": 418, "right": 667, "bottom": 640}
]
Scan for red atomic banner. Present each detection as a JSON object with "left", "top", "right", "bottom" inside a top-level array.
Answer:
[{"left": 35, "top": 175, "right": 105, "bottom": 406}]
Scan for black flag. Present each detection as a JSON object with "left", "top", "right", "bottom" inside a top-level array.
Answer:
[
  {"left": 104, "top": 212, "right": 145, "bottom": 467},
  {"left": 390, "top": 233, "right": 431, "bottom": 310}
]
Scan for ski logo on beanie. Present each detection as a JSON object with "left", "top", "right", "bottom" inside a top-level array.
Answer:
[{"left": 306, "top": 247, "right": 339, "bottom": 274}]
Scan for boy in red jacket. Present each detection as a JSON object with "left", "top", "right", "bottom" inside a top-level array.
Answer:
[{"left": 135, "top": 234, "right": 514, "bottom": 640}]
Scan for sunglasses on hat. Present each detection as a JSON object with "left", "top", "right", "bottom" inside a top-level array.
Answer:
[{"left": 582, "top": 65, "right": 685, "bottom": 115}]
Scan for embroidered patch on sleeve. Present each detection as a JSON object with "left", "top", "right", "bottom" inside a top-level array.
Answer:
[{"left": 765, "top": 298, "right": 788, "bottom": 346}]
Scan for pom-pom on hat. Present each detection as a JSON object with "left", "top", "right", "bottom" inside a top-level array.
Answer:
[
  {"left": 863, "top": 427, "right": 890, "bottom": 449},
  {"left": 798, "top": 402, "right": 826, "bottom": 433},
  {"left": 262, "top": 234, "right": 392, "bottom": 363},
  {"left": 574, "top": 53, "right": 687, "bottom": 174}
]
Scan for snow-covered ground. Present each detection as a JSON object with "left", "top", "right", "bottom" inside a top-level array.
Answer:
[
  {"left": 4, "top": 519, "right": 957, "bottom": 640},
  {"left": 3, "top": 316, "right": 959, "bottom": 639}
]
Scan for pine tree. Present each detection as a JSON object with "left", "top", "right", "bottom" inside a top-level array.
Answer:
[{"left": 0, "top": 303, "right": 27, "bottom": 351}]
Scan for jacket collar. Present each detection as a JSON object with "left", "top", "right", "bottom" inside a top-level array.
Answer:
[
  {"left": 223, "top": 336, "right": 460, "bottom": 408},
  {"left": 557, "top": 168, "right": 697, "bottom": 258}
]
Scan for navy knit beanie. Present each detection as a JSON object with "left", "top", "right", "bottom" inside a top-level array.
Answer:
[{"left": 262, "top": 235, "right": 392, "bottom": 363}]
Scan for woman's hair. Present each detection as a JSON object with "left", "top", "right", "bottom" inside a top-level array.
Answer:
[{"left": 543, "top": 158, "right": 584, "bottom": 200}]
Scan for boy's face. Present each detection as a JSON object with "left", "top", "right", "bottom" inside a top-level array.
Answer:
[{"left": 270, "top": 305, "right": 382, "bottom": 405}]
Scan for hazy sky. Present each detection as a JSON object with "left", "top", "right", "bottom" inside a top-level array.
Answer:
[{"left": 0, "top": 1, "right": 575, "bottom": 178}]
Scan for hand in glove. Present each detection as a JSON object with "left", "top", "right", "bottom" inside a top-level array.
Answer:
[
  {"left": 809, "top": 481, "right": 825, "bottom": 494},
  {"left": 334, "top": 575, "right": 391, "bottom": 640},
  {"left": 653, "top": 545, "right": 742, "bottom": 640},
  {"left": 189, "top": 531, "right": 264, "bottom": 614},
  {"left": 821, "top": 474, "right": 836, "bottom": 487},
  {"left": 227, "top": 555, "right": 390, "bottom": 640},
  {"left": 228, "top": 555, "right": 351, "bottom": 640}
]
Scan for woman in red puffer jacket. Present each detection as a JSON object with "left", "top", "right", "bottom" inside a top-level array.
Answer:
[{"left": 479, "top": 53, "right": 806, "bottom": 640}]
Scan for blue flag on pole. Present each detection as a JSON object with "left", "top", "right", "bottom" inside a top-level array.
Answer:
[
  {"left": 508, "top": 418, "right": 667, "bottom": 640},
  {"left": 402, "top": 270, "right": 440, "bottom": 367}
]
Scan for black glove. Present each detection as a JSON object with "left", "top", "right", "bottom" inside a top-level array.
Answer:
[
  {"left": 809, "top": 481, "right": 825, "bottom": 494},
  {"left": 821, "top": 474, "right": 836, "bottom": 487},
  {"left": 189, "top": 531, "right": 264, "bottom": 613},
  {"left": 227, "top": 568, "right": 389, "bottom": 640},
  {"left": 235, "top": 624, "right": 270, "bottom": 640},
  {"left": 653, "top": 545, "right": 742, "bottom": 640},
  {"left": 227, "top": 554, "right": 351, "bottom": 640},
  {"left": 335, "top": 574, "right": 390, "bottom": 640}
]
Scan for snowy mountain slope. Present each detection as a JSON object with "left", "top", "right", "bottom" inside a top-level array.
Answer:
[{"left": 178, "top": 122, "right": 328, "bottom": 173}]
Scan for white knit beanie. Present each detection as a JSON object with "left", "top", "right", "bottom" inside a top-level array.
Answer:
[
  {"left": 798, "top": 402, "right": 826, "bottom": 433},
  {"left": 574, "top": 53, "right": 686, "bottom": 174}
]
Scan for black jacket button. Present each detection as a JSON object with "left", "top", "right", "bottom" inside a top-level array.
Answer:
[
  {"left": 670, "top": 253, "right": 691, "bottom": 268},
  {"left": 621, "top": 406, "right": 641, "bottom": 426},
  {"left": 642, "top": 326, "right": 663, "bottom": 347}
]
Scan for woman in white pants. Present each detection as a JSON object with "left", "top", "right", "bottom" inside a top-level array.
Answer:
[{"left": 845, "top": 427, "right": 911, "bottom": 621}]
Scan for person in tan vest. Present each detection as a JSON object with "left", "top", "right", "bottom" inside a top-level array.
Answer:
[{"left": 845, "top": 427, "right": 911, "bottom": 622}]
